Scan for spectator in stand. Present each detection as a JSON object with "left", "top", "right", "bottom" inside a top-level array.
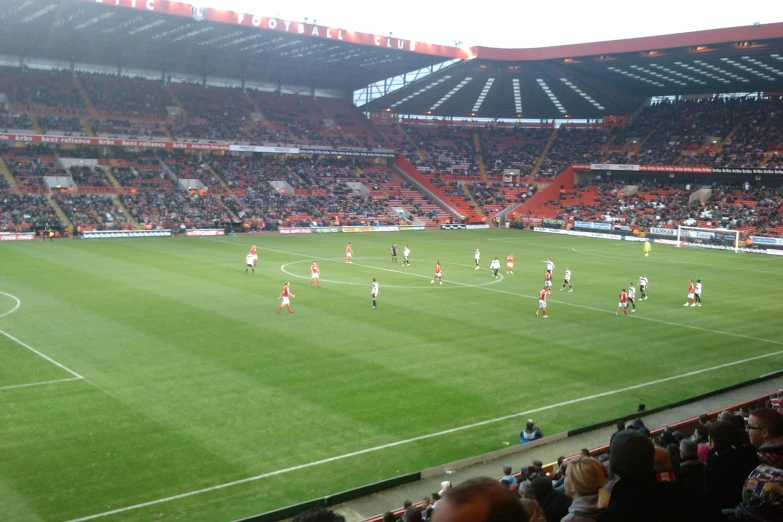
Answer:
[
  {"left": 431, "top": 477, "right": 529, "bottom": 522},
  {"left": 676, "top": 439, "right": 706, "bottom": 496},
  {"left": 693, "top": 424, "right": 710, "bottom": 445},
  {"left": 526, "top": 476, "right": 571, "bottom": 522},
  {"left": 704, "top": 420, "right": 760, "bottom": 511},
  {"left": 519, "top": 498, "right": 546, "bottom": 522},
  {"left": 597, "top": 430, "right": 725, "bottom": 522},
  {"left": 499, "top": 465, "right": 517, "bottom": 490},
  {"left": 746, "top": 408, "right": 783, "bottom": 468},
  {"left": 561, "top": 457, "right": 610, "bottom": 522},
  {"left": 403, "top": 507, "right": 423, "bottom": 522}
]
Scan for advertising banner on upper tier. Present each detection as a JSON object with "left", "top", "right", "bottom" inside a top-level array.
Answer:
[
  {"left": 82, "top": 230, "right": 172, "bottom": 239},
  {"left": 185, "top": 229, "right": 225, "bottom": 237}
]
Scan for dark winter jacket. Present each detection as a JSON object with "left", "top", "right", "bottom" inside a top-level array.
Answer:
[
  {"left": 676, "top": 457, "right": 706, "bottom": 496},
  {"left": 705, "top": 443, "right": 760, "bottom": 510}
]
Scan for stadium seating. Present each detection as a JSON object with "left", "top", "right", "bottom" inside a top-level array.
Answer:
[
  {"left": 80, "top": 73, "right": 171, "bottom": 118},
  {"left": 0, "top": 193, "right": 60, "bottom": 231},
  {"left": 55, "top": 193, "right": 130, "bottom": 230}
]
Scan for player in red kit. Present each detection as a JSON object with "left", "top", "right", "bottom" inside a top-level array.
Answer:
[
  {"left": 684, "top": 279, "right": 695, "bottom": 307},
  {"left": 544, "top": 271, "right": 552, "bottom": 294},
  {"left": 506, "top": 254, "right": 514, "bottom": 275},
  {"left": 276, "top": 282, "right": 295, "bottom": 314},
  {"left": 536, "top": 288, "right": 548, "bottom": 318},
  {"left": 310, "top": 262, "right": 320, "bottom": 287},
  {"left": 431, "top": 262, "right": 443, "bottom": 285},
  {"left": 616, "top": 289, "right": 628, "bottom": 316},
  {"left": 345, "top": 242, "right": 353, "bottom": 263},
  {"left": 249, "top": 244, "right": 258, "bottom": 266}
]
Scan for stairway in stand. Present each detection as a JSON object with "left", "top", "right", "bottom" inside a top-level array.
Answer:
[
  {"left": 74, "top": 76, "right": 100, "bottom": 119},
  {"left": 114, "top": 196, "right": 138, "bottom": 227},
  {"left": 528, "top": 127, "right": 559, "bottom": 182},
  {"left": 49, "top": 197, "right": 73, "bottom": 230},
  {"left": 0, "top": 156, "right": 19, "bottom": 189},
  {"left": 473, "top": 131, "right": 488, "bottom": 182}
]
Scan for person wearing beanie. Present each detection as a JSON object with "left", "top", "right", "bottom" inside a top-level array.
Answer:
[
  {"left": 527, "top": 476, "right": 571, "bottom": 522},
  {"left": 597, "top": 430, "right": 726, "bottom": 522}
]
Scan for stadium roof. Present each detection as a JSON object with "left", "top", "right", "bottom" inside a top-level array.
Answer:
[
  {"left": 1, "top": 1, "right": 782, "bottom": 118},
  {"left": 0, "top": 0, "right": 462, "bottom": 92}
]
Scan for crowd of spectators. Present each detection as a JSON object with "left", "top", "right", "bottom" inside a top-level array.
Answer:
[
  {"left": 538, "top": 128, "right": 607, "bottom": 178},
  {"left": 80, "top": 73, "right": 171, "bottom": 117},
  {"left": 0, "top": 112, "right": 33, "bottom": 131},
  {"left": 405, "top": 126, "right": 480, "bottom": 176},
  {"left": 121, "top": 190, "right": 231, "bottom": 229},
  {"left": 66, "top": 166, "right": 111, "bottom": 188},
  {"left": 0, "top": 66, "right": 85, "bottom": 110},
  {"left": 364, "top": 393, "right": 783, "bottom": 522},
  {"left": 38, "top": 115, "right": 84, "bottom": 134},
  {"left": 481, "top": 127, "right": 549, "bottom": 177},
  {"left": 2, "top": 148, "right": 66, "bottom": 187},
  {"left": 0, "top": 193, "right": 60, "bottom": 231},
  {"left": 90, "top": 119, "right": 168, "bottom": 138},
  {"left": 55, "top": 193, "right": 129, "bottom": 230}
]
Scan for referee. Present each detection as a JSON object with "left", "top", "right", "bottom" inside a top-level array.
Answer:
[{"left": 391, "top": 243, "right": 398, "bottom": 263}]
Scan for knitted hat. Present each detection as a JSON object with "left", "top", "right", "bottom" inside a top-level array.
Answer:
[{"left": 609, "top": 429, "right": 654, "bottom": 477}]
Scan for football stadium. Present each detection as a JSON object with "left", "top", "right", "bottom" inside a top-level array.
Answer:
[{"left": 1, "top": 1, "right": 783, "bottom": 521}]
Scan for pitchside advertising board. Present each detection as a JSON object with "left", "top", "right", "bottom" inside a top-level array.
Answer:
[
  {"left": 278, "top": 226, "right": 425, "bottom": 234},
  {"left": 184, "top": 229, "right": 225, "bottom": 237},
  {"left": 0, "top": 232, "right": 36, "bottom": 241},
  {"left": 82, "top": 230, "right": 172, "bottom": 239},
  {"left": 439, "top": 224, "right": 491, "bottom": 230}
]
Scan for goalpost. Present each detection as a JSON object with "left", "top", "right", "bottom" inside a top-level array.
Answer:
[{"left": 676, "top": 225, "right": 741, "bottom": 253}]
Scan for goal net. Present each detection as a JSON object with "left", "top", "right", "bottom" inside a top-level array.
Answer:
[{"left": 676, "top": 225, "right": 741, "bottom": 253}]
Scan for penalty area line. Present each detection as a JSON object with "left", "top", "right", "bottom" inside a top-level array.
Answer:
[
  {"left": 63, "top": 347, "right": 783, "bottom": 522},
  {"left": 0, "top": 377, "right": 82, "bottom": 392}
]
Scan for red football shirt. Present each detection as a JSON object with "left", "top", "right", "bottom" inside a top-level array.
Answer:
[
  {"left": 619, "top": 291, "right": 628, "bottom": 303},
  {"left": 539, "top": 289, "right": 547, "bottom": 300},
  {"left": 545, "top": 272, "right": 552, "bottom": 282}
]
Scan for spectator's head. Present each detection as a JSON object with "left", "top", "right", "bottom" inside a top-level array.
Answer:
[
  {"left": 564, "top": 456, "right": 609, "bottom": 507},
  {"left": 699, "top": 414, "right": 710, "bottom": 425},
  {"left": 519, "top": 498, "right": 544, "bottom": 522},
  {"left": 615, "top": 422, "right": 625, "bottom": 432},
  {"left": 531, "top": 460, "right": 543, "bottom": 471},
  {"left": 708, "top": 420, "right": 744, "bottom": 449},
  {"left": 557, "top": 456, "right": 566, "bottom": 467},
  {"left": 502, "top": 465, "right": 512, "bottom": 476},
  {"left": 293, "top": 509, "right": 346, "bottom": 522},
  {"left": 431, "top": 478, "right": 528, "bottom": 522},
  {"left": 580, "top": 448, "right": 590, "bottom": 457},
  {"left": 382, "top": 512, "right": 396, "bottom": 522},
  {"left": 680, "top": 439, "right": 699, "bottom": 460},
  {"left": 526, "top": 476, "right": 554, "bottom": 506},
  {"left": 718, "top": 410, "right": 734, "bottom": 422},
  {"left": 403, "top": 506, "right": 423, "bottom": 522},
  {"left": 403, "top": 500, "right": 413, "bottom": 509},
  {"left": 693, "top": 424, "right": 709, "bottom": 442},
  {"left": 747, "top": 408, "right": 783, "bottom": 447},
  {"left": 609, "top": 429, "right": 655, "bottom": 478}
]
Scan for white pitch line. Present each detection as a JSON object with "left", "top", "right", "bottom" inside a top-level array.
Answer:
[
  {"left": 0, "top": 291, "right": 21, "bottom": 319},
  {"left": 0, "top": 291, "right": 85, "bottom": 379},
  {"left": 205, "top": 238, "right": 783, "bottom": 347},
  {"left": 63, "top": 346, "right": 783, "bottom": 522},
  {"left": 0, "top": 377, "right": 82, "bottom": 392}
]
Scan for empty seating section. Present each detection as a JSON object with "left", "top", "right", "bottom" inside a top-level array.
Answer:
[
  {"left": 317, "top": 98, "right": 383, "bottom": 149},
  {"left": 250, "top": 92, "right": 329, "bottom": 146},
  {"left": 375, "top": 124, "right": 429, "bottom": 172},
  {"left": 481, "top": 127, "right": 549, "bottom": 177}
]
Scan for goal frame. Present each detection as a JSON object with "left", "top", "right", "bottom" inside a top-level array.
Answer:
[{"left": 676, "top": 225, "right": 740, "bottom": 253}]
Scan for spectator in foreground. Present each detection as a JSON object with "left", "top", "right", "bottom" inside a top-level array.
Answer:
[
  {"left": 597, "top": 430, "right": 726, "bottom": 521},
  {"left": 431, "top": 477, "right": 528, "bottom": 522},
  {"left": 404, "top": 505, "right": 423, "bottom": 522},
  {"left": 746, "top": 408, "right": 783, "bottom": 467},
  {"left": 705, "top": 420, "right": 760, "bottom": 510},
  {"left": 561, "top": 456, "right": 610, "bottom": 521},
  {"left": 519, "top": 498, "right": 546, "bottom": 522},
  {"left": 499, "top": 465, "right": 517, "bottom": 490},
  {"left": 527, "top": 476, "right": 571, "bottom": 522}
]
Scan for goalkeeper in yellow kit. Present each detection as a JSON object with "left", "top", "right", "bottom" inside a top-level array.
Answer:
[{"left": 643, "top": 241, "right": 652, "bottom": 257}]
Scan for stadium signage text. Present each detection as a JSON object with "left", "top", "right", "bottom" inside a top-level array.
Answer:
[
  {"left": 83, "top": 0, "right": 468, "bottom": 59},
  {"left": 575, "top": 221, "right": 612, "bottom": 231},
  {"left": 440, "top": 224, "right": 467, "bottom": 230},
  {"left": 750, "top": 236, "right": 783, "bottom": 246},
  {"left": 0, "top": 233, "right": 36, "bottom": 241},
  {"left": 342, "top": 226, "right": 373, "bottom": 233},
  {"left": 466, "top": 224, "right": 491, "bottom": 230},
  {"left": 398, "top": 225, "right": 425, "bottom": 231},
  {"left": 184, "top": 229, "right": 226, "bottom": 237},
  {"left": 313, "top": 228, "right": 341, "bottom": 234},
  {"left": 650, "top": 227, "right": 678, "bottom": 236},
  {"left": 301, "top": 148, "right": 396, "bottom": 158},
  {"left": 542, "top": 218, "right": 565, "bottom": 226},
  {"left": 278, "top": 228, "right": 313, "bottom": 234}
]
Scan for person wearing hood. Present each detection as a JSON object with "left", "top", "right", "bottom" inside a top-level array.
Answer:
[
  {"left": 705, "top": 420, "right": 760, "bottom": 510},
  {"left": 597, "top": 430, "right": 726, "bottom": 522},
  {"left": 561, "top": 457, "right": 610, "bottom": 521},
  {"left": 527, "top": 476, "right": 571, "bottom": 522}
]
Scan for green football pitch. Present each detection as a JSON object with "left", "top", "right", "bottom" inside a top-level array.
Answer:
[{"left": 1, "top": 229, "right": 782, "bottom": 522}]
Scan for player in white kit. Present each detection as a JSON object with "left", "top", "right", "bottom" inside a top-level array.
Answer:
[
  {"left": 490, "top": 257, "right": 501, "bottom": 278},
  {"left": 561, "top": 268, "right": 572, "bottom": 292},
  {"left": 245, "top": 254, "right": 255, "bottom": 274},
  {"left": 403, "top": 245, "right": 411, "bottom": 266},
  {"left": 543, "top": 258, "right": 555, "bottom": 273},
  {"left": 627, "top": 282, "right": 636, "bottom": 312},
  {"left": 694, "top": 279, "right": 702, "bottom": 307},
  {"left": 474, "top": 249, "right": 481, "bottom": 269}
]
